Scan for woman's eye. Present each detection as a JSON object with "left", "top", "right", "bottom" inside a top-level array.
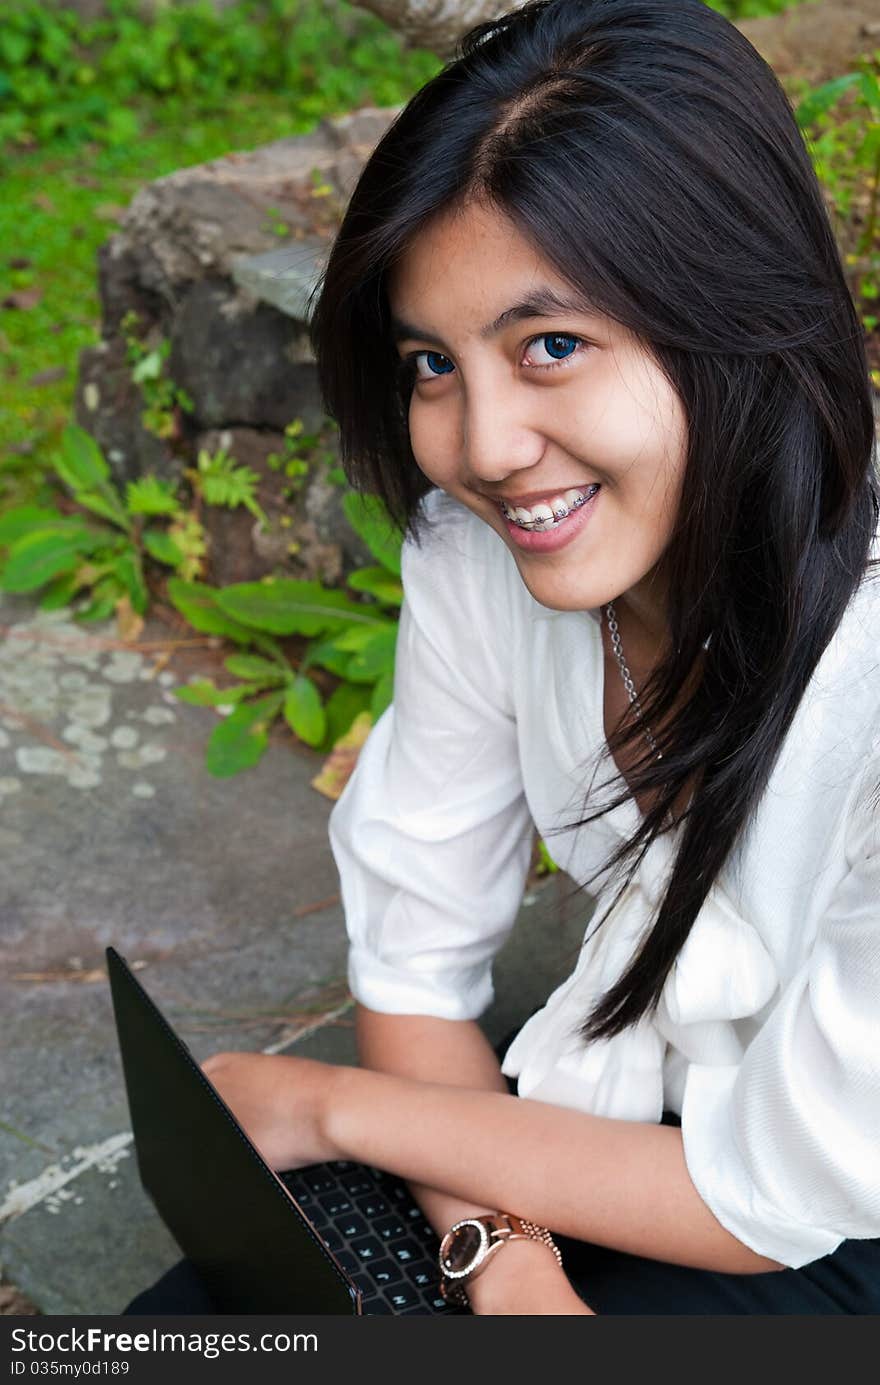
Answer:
[
  {"left": 524, "top": 333, "right": 584, "bottom": 368},
  {"left": 412, "top": 351, "right": 454, "bottom": 379}
]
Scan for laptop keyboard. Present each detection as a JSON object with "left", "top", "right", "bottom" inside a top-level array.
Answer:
[{"left": 279, "top": 1159, "right": 466, "bottom": 1315}]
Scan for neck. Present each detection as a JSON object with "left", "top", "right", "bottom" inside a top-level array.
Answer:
[{"left": 608, "top": 591, "right": 670, "bottom": 670}]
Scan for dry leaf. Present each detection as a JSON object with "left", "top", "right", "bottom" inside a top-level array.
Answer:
[
  {"left": 27, "top": 366, "right": 67, "bottom": 387},
  {"left": 95, "top": 203, "right": 127, "bottom": 223},
  {"left": 115, "top": 594, "right": 145, "bottom": 643},
  {"left": 310, "top": 711, "right": 372, "bottom": 801},
  {"left": 2, "top": 288, "right": 43, "bottom": 311}
]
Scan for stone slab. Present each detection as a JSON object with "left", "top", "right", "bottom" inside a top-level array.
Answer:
[{"left": 0, "top": 590, "right": 593, "bottom": 1314}]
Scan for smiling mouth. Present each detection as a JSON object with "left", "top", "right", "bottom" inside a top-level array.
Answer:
[{"left": 498, "top": 484, "right": 600, "bottom": 531}]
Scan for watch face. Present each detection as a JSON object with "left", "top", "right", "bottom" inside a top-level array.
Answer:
[{"left": 442, "top": 1222, "right": 484, "bottom": 1274}]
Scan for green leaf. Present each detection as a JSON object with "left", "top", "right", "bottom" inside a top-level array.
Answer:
[
  {"left": 75, "top": 575, "right": 122, "bottom": 624},
  {"left": 131, "top": 349, "right": 164, "bottom": 385},
  {"left": 216, "top": 579, "right": 387, "bottom": 636},
  {"left": 329, "top": 624, "right": 387, "bottom": 653},
  {"left": 283, "top": 675, "right": 326, "bottom": 747},
  {"left": 166, "top": 577, "right": 257, "bottom": 645},
  {"left": 0, "top": 506, "right": 66, "bottom": 547},
  {"left": 126, "top": 475, "right": 180, "bottom": 516},
  {"left": 39, "top": 571, "right": 83, "bottom": 610},
  {"left": 205, "top": 691, "right": 285, "bottom": 777},
  {"left": 342, "top": 492, "right": 403, "bottom": 576},
  {"left": 173, "top": 680, "right": 263, "bottom": 707},
  {"left": 303, "top": 637, "right": 354, "bottom": 678},
  {"left": 345, "top": 565, "right": 404, "bottom": 605},
  {"left": 859, "top": 70, "right": 880, "bottom": 113},
  {"left": 794, "top": 73, "right": 860, "bottom": 128},
  {"left": 370, "top": 669, "right": 394, "bottom": 720},
  {"left": 322, "top": 681, "right": 373, "bottom": 749},
  {"left": 223, "top": 653, "right": 288, "bottom": 684},
  {"left": 0, "top": 528, "right": 97, "bottom": 592},
  {"left": 344, "top": 625, "right": 397, "bottom": 682},
  {"left": 56, "top": 424, "right": 111, "bottom": 490},
  {"left": 111, "top": 550, "right": 149, "bottom": 615},
  {"left": 142, "top": 528, "right": 184, "bottom": 567},
  {"left": 536, "top": 838, "right": 560, "bottom": 875},
  {"left": 75, "top": 491, "right": 129, "bottom": 528}
]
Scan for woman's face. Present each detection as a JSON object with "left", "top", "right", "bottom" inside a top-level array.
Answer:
[{"left": 387, "top": 198, "right": 689, "bottom": 657}]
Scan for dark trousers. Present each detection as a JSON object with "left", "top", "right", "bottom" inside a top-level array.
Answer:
[{"left": 124, "top": 1025, "right": 880, "bottom": 1315}]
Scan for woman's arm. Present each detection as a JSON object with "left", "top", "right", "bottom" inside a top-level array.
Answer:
[
  {"left": 325, "top": 1062, "right": 785, "bottom": 1276},
  {"left": 354, "top": 1005, "right": 596, "bottom": 1313}
]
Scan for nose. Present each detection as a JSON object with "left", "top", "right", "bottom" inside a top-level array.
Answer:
[{"left": 460, "top": 377, "right": 546, "bottom": 487}]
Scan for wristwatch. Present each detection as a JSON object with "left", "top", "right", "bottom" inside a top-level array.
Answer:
[{"left": 438, "top": 1211, "right": 562, "bottom": 1308}]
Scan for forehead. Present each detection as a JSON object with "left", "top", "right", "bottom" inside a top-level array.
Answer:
[{"left": 388, "top": 200, "right": 557, "bottom": 301}]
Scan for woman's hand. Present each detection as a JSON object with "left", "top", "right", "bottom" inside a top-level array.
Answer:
[
  {"left": 201, "top": 1050, "right": 342, "bottom": 1171},
  {"left": 464, "top": 1239, "right": 597, "bottom": 1316}
]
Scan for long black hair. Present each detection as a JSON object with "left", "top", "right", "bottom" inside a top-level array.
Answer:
[{"left": 308, "top": 0, "right": 880, "bottom": 1042}]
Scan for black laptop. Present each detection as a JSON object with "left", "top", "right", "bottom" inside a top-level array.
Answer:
[{"left": 106, "top": 946, "right": 464, "bottom": 1315}]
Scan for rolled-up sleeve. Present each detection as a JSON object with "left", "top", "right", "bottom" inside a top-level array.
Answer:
[
  {"left": 328, "top": 495, "right": 534, "bottom": 1020},
  {"left": 681, "top": 754, "right": 880, "bottom": 1267}
]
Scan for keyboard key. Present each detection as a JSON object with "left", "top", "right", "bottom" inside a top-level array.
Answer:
[
  {"left": 333, "top": 1249, "right": 361, "bottom": 1275},
  {"left": 363, "top": 1298, "right": 394, "bottom": 1315},
  {"left": 408, "top": 1261, "right": 438, "bottom": 1290},
  {"left": 402, "top": 1203, "right": 423, "bottom": 1220},
  {"left": 350, "top": 1235, "right": 384, "bottom": 1263},
  {"left": 386, "top": 1182, "right": 411, "bottom": 1203},
  {"left": 305, "top": 1172, "right": 338, "bottom": 1194},
  {"left": 355, "top": 1194, "right": 390, "bottom": 1218},
  {"left": 342, "top": 1175, "right": 374, "bottom": 1196},
  {"left": 390, "top": 1238, "right": 421, "bottom": 1266},
  {"left": 320, "top": 1228, "right": 344, "bottom": 1253},
  {"left": 318, "top": 1192, "right": 354, "bottom": 1216},
  {"left": 337, "top": 1214, "right": 368, "bottom": 1240},
  {"left": 385, "top": 1285, "right": 420, "bottom": 1310},
  {"left": 374, "top": 1213, "right": 407, "bottom": 1242},
  {"left": 365, "top": 1259, "right": 402, "bottom": 1288},
  {"left": 329, "top": 1160, "right": 356, "bottom": 1172},
  {"left": 303, "top": 1204, "right": 329, "bottom": 1230},
  {"left": 280, "top": 1180, "right": 312, "bottom": 1205}
]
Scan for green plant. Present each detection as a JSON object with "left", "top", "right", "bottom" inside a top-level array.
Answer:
[
  {"left": 0, "top": 421, "right": 268, "bottom": 617},
  {"left": 0, "top": 424, "right": 155, "bottom": 620},
  {"left": 185, "top": 447, "right": 269, "bottom": 527},
  {"left": 794, "top": 52, "right": 880, "bottom": 373},
  {"left": 170, "top": 490, "right": 404, "bottom": 775},
  {"left": 121, "top": 310, "right": 194, "bottom": 440},
  {"left": 266, "top": 415, "right": 340, "bottom": 501},
  {"left": 0, "top": 0, "right": 441, "bottom": 157},
  {"left": 534, "top": 839, "right": 560, "bottom": 878}
]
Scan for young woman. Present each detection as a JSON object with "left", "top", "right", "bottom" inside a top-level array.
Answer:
[{"left": 131, "top": 0, "right": 880, "bottom": 1314}]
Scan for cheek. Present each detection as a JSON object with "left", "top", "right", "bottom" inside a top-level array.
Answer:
[{"left": 408, "top": 399, "right": 456, "bottom": 479}]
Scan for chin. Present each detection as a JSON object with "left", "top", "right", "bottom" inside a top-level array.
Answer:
[{"left": 517, "top": 570, "right": 597, "bottom": 614}]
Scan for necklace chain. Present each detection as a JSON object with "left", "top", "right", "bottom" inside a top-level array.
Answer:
[{"left": 604, "top": 601, "right": 663, "bottom": 762}]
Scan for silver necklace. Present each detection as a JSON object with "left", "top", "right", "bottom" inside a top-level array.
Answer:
[{"left": 604, "top": 601, "right": 663, "bottom": 762}]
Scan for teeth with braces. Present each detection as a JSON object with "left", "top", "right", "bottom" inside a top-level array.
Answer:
[{"left": 501, "top": 484, "right": 599, "bottom": 531}]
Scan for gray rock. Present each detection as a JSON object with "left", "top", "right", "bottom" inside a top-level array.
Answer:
[
  {"left": 231, "top": 239, "right": 331, "bottom": 324},
  {"left": 73, "top": 107, "right": 402, "bottom": 583}
]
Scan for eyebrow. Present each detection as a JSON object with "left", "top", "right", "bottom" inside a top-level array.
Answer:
[{"left": 390, "top": 287, "right": 597, "bottom": 350}]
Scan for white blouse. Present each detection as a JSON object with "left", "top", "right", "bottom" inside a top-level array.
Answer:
[{"left": 328, "top": 486, "right": 880, "bottom": 1270}]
